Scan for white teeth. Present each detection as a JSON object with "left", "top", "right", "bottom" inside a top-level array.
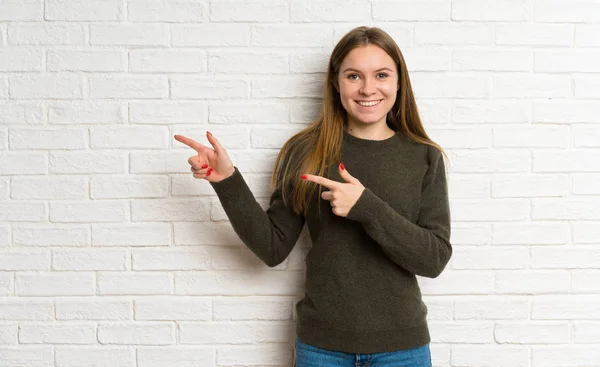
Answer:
[{"left": 357, "top": 100, "right": 381, "bottom": 107}]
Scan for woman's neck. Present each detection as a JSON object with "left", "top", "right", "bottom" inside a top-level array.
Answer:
[{"left": 345, "top": 120, "right": 396, "bottom": 141}]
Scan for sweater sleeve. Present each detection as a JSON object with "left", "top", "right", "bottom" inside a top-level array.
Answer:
[
  {"left": 209, "top": 167, "right": 306, "bottom": 267},
  {"left": 346, "top": 149, "right": 452, "bottom": 278}
]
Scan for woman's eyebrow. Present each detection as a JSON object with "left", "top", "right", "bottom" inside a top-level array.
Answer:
[{"left": 341, "top": 67, "right": 394, "bottom": 73}]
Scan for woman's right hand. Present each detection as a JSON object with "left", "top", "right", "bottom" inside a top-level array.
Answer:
[{"left": 174, "top": 131, "right": 235, "bottom": 183}]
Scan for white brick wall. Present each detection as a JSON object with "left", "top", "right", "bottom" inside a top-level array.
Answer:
[{"left": 0, "top": 1, "right": 598, "bottom": 366}]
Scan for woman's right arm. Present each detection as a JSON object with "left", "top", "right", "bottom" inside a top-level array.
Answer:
[
  {"left": 174, "top": 132, "right": 305, "bottom": 267},
  {"left": 210, "top": 167, "right": 305, "bottom": 267}
]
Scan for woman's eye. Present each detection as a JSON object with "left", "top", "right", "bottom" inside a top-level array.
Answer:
[
  {"left": 377, "top": 73, "right": 389, "bottom": 78},
  {"left": 348, "top": 74, "right": 359, "bottom": 80}
]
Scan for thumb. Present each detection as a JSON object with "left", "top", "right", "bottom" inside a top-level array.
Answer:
[
  {"left": 206, "top": 131, "right": 224, "bottom": 153},
  {"left": 339, "top": 163, "right": 360, "bottom": 184}
]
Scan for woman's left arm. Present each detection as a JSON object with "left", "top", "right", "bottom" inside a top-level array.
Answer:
[{"left": 346, "top": 150, "right": 452, "bottom": 278}]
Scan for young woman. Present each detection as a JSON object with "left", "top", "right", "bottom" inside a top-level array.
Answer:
[{"left": 175, "top": 26, "right": 451, "bottom": 367}]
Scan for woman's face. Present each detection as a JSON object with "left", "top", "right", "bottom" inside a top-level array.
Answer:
[{"left": 337, "top": 44, "right": 399, "bottom": 129}]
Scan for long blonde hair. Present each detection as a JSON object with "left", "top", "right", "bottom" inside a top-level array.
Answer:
[{"left": 271, "top": 26, "right": 445, "bottom": 216}]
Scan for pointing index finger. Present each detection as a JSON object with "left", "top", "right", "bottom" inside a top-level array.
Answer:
[
  {"left": 302, "top": 174, "right": 340, "bottom": 190},
  {"left": 174, "top": 134, "right": 204, "bottom": 152}
]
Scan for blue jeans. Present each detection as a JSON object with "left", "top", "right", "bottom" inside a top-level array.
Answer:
[{"left": 294, "top": 338, "right": 432, "bottom": 367}]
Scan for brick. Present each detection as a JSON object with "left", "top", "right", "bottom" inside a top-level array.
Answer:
[
  {"left": 415, "top": 23, "right": 493, "bottom": 45},
  {"left": 576, "top": 24, "right": 600, "bottom": 46},
  {"left": 98, "top": 323, "right": 174, "bottom": 345},
  {"left": 50, "top": 201, "right": 129, "bottom": 223},
  {"left": 448, "top": 174, "right": 490, "bottom": 199},
  {"left": 572, "top": 321, "right": 600, "bottom": 342},
  {"left": 531, "top": 246, "right": 600, "bottom": 268},
  {"left": 496, "top": 270, "right": 570, "bottom": 294},
  {"left": 491, "top": 174, "right": 568, "bottom": 197},
  {"left": 0, "top": 272, "right": 12, "bottom": 295},
  {"left": 251, "top": 126, "right": 305, "bottom": 149},
  {"left": 453, "top": 246, "right": 528, "bottom": 270},
  {"left": 253, "top": 75, "right": 323, "bottom": 98},
  {"left": 0, "top": 299, "right": 54, "bottom": 320},
  {"left": 292, "top": 0, "right": 371, "bottom": 22},
  {"left": 0, "top": 102, "right": 43, "bottom": 124},
  {"left": 428, "top": 128, "right": 491, "bottom": 148},
  {"left": 419, "top": 270, "right": 494, "bottom": 295},
  {"left": 534, "top": 101, "right": 600, "bottom": 124},
  {"left": 0, "top": 251, "right": 49, "bottom": 271},
  {"left": 492, "top": 222, "right": 569, "bottom": 245},
  {"left": 179, "top": 321, "right": 293, "bottom": 344},
  {"left": 0, "top": 324, "right": 17, "bottom": 343},
  {"left": 416, "top": 100, "right": 451, "bottom": 125},
  {"left": 494, "top": 74, "right": 571, "bottom": 98},
  {"left": 48, "top": 50, "right": 125, "bottom": 72},
  {"left": 373, "top": 0, "right": 449, "bottom": 21},
  {"left": 573, "top": 221, "right": 600, "bottom": 244},
  {"left": 0, "top": 49, "right": 43, "bottom": 71},
  {"left": 97, "top": 272, "right": 173, "bottom": 295},
  {"left": 173, "top": 222, "right": 243, "bottom": 246},
  {"left": 90, "top": 127, "right": 168, "bottom": 149},
  {"left": 0, "top": 347, "right": 53, "bottom": 366},
  {"left": 411, "top": 74, "right": 490, "bottom": 98},
  {"left": 496, "top": 23, "right": 574, "bottom": 46},
  {"left": 131, "top": 199, "right": 209, "bottom": 222},
  {"left": 210, "top": 102, "right": 287, "bottom": 124},
  {"left": 175, "top": 271, "right": 304, "bottom": 296},
  {"left": 135, "top": 297, "right": 211, "bottom": 321},
  {"left": 45, "top": 0, "right": 122, "bottom": 20},
  {"left": 90, "top": 76, "right": 168, "bottom": 99},
  {"left": 429, "top": 322, "right": 494, "bottom": 343},
  {"left": 171, "top": 78, "right": 248, "bottom": 99},
  {"left": 451, "top": 345, "right": 528, "bottom": 366},
  {"left": 11, "top": 176, "right": 88, "bottom": 199},
  {"left": 13, "top": 225, "right": 89, "bottom": 247},
  {"left": 55, "top": 347, "right": 134, "bottom": 367},
  {"left": 289, "top": 51, "right": 334, "bottom": 73},
  {"left": 452, "top": 0, "right": 532, "bottom": 21},
  {"left": 49, "top": 101, "right": 124, "bottom": 124},
  {"left": 533, "top": 346, "right": 600, "bottom": 367},
  {"left": 453, "top": 100, "right": 529, "bottom": 124},
  {"left": 130, "top": 151, "right": 193, "bottom": 174},
  {"left": 572, "top": 270, "right": 600, "bottom": 293},
  {"left": 8, "top": 24, "right": 85, "bottom": 45},
  {"left": 574, "top": 74, "right": 600, "bottom": 98},
  {"left": 450, "top": 224, "right": 491, "bottom": 245},
  {"left": 15, "top": 272, "right": 95, "bottom": 296},
  {"left": 450, "top": 150, "right": 530, "bottom": 172},
  {"left": 492, "top": 126, "right": 568, "bottom": 148},
  {"left": 19, "top": 323, "right": 97, "bottom": 344},
  {"left": 533, "top": 150, "right": 600, "bottom": 172},
  {"left": 91, "top": 24, "right": 168, "bottom": 46},
  {"left": 452, "top": 50, "right": 531, "bottom": 71},
  {"left": 132, "top": 248, "right": 210, "bottom": 271},
  {"left": 129, "top": 49, "right": 205, "bottom": 73},
  {"left": 533, "top": 295, "right": 600, "bottom": 319},
  {"left": 252, "top": 25, "right": 333, "bottom": 47},
  {"left": 532, "top": 198, "right": 600, "bottom": 220},
  {"left": 9, "top": 128, "right": 86, "bottom": 150},
  {"left": 172, "top": 126, "right": 250, "bottom": 149},
  {"left": 53, "top": 249, "right": 128, "bottom": 271},
  {"left": 137, "top": 347, "right": 214, "bottom": 367},
  {"left": 130, "top": 102, "right": 206, "bottom": 124},
  {"left": 454, "top": 297, "right": 529, "bottom": 320},
  {"left": 213, "top": 297, "right": 293, "bottom": 321},
  {"left": 128, "top": 0, "right": 204, "bottom": 22},
  {"left": 535, "top": 49, "right": 600, "bottom": 72},
  {"left": 572, "top": 173, "right": 600, "bottom": 194},
  {"left": 172, "top": 25, "right": 249, "bottom": 47},
  {"left": 0, "top": 0, "right": 43, "bottom": 21},
  {"left": 50, "top": 151, "right": 126, "bottom": 174},
  {"left": 451, "top": 199, "right": 529, "bottom": 221},
  {"left": 56, "top": 298, "right": 132, "bottom": 320},
  {"left": 0, "top": 202, "right": 48, "bottom": 221},
  {"left": 9, "top": 74, "right": 83, "bottom": 99},
  {"left": 535, "top": 0, "right": 600, "bottom": 22},
  {"left": 211, "top": 1, "right": 285, "bottom": 22},
  {"left": 402, "top": 48, "right": 450, "bottom": 71},
  {"left": 217, "top": 344, "right": 293, "bottom": 366},
  {"left": 91, "top": 175, "right": 168, "bottom": 199},
  {"left": 209, "top": 51, "right": 287, "bottom": 74}
]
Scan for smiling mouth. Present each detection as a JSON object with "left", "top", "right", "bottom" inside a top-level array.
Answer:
[{"left": 356, "top": 100, "right": 383, "bottom": 107}]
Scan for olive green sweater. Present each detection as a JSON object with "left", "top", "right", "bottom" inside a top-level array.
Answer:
[{"left": 210, "top": 130, "right": 452, "bottom": 354}]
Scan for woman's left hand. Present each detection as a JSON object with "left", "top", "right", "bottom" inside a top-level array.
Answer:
[{"left": 302, "top": 163, "right": 365, "bottom": 217}]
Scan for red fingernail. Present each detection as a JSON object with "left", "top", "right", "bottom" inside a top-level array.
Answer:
[
  {"left": 207, "top": 167, "right": 213, "bottom": 173},
  {"left": 206, "top": 170, "right": 212, "bottom": 177},
  {"left": 301, "top": 175, "right": 308, "bottom": 180},
  {"left": 201, "top": 164, "right": 208, "bottom": 169},
  {"left": 340, "top": 163, "right": 345, "bottom": 170}
]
